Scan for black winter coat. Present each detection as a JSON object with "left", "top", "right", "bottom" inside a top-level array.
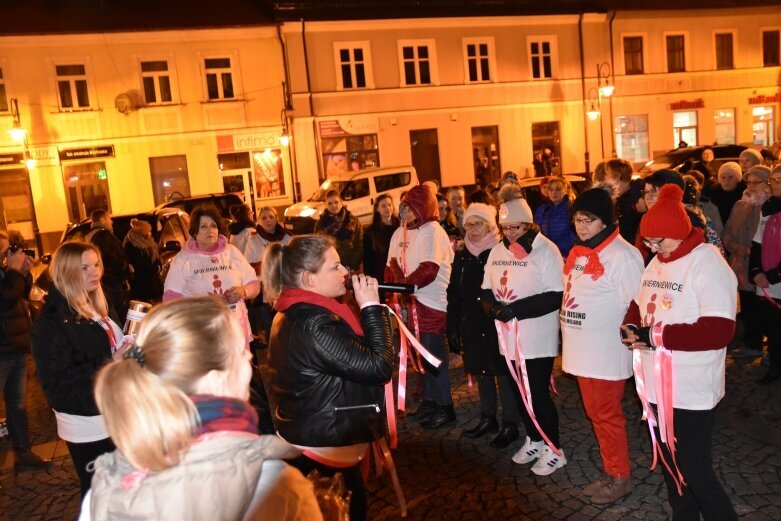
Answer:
[
  {"left": 124, "top": 241, "right": 163, "bottom": 302},
  {"left": 446, "top": 247, "right": 505, "bottom": 376},
  {"left": 31, "top": 286, "right": 115, "bottom": 416},
  {"left": 0, "top": 268, "right": 32, "bottom": 354},
  {"left": 268, "top": 302, "right": 394, "bottom": 447}
]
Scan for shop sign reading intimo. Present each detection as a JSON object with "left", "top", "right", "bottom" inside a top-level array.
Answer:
[
  {"left": 58, "top": 145, "right": 115, "bottom": 161},
  {"left": 217, "top": 130, "right": 283, "bottom": 152},
  {"left": 669, "top": 99, "right": 705, "bottom": 110}
]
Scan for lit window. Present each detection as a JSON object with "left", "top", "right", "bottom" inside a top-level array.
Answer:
[
  {"left": 713, "top": 109, "right": 735, "bottom": 144},
  {"left": 528, "top": 38, "right": 555, "bottom": 79},
  {"left": 56, "top": 64, "right": 91, "bottom": 109},
  {"left": 140, "top": 60, "right": 173, "bottom": 104},
  {"left": 673, "top": 110, "right": 698, "bottom": 147},
  {"left": 204, "top": 57, "right": 235, "bottom": 100},
  {"left": 398, "top": 39, "right": 438, "bottom": 86},
  {"left": 334, "top": 42, "right": 373, "bottom": 90},
  {"left": 463, "top": 38, "right": 494, "bottom": 83},
  {"left": 615, "top": 115, "right": 650, "bottom": 163}
]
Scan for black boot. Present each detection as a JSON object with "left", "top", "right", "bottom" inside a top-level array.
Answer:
[
  {"left": 13, "top": 447, "right": 52, "bottom": 473},
  {"left": 407, "top": 400, "right": 437, "bottom": 424},
  {"left": 490, "top": 421, "right": 520, "bottom": 448},
  {"left": 463, "top": 416, "right": 499, "bottom": 438},
  {"left": 422, "top": 404, "right": 457, "bottom": 430}
]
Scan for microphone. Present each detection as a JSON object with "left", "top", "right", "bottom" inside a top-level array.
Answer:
[{"left": 346, "top": 278, "right": 416, "bottom": 294}]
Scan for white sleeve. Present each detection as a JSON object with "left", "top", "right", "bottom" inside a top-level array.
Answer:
[
  {"left": 418, "top": 227, "right": 453, "bottom": 268},
  {"left": 386, "top": 228, "right": 402, "bottom": 267},
  {"left": 163, "top": 252, "right": 188, "bottom": 294},
  {"left": 752, "top": 215, "right": 767, "bottom": 244},
  {"left": 694, "top": 248, "right": 738, "bottom": 320},
  {"left": 230, "top": 245, "right": 259, "bottom": 284}
]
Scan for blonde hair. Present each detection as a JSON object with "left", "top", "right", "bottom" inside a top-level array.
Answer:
[
  {"left": 547, "top": 177, "right": 577, "bottom": 202},
  {"left": 94, "top": 297, "right": 244, "bottom": 471},
  {"left": 50, "top": 241, "right": 108, "bottom": 318},
  {"left": 260, "top": 234, "right": 333, "bottom": 303},
  {"left": 257, "top": 206, "right": 279, "bottom": 219}
]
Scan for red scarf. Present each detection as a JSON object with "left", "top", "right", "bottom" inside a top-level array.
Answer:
[
  {"left": 275, "top": 287, "right": 364, "bottom": 335},
  {"left": 657, "top": 228, "right": 705, "bottom": 263},
  {"left": 563, "top": 228, "right": 620, "bottom": 280}
]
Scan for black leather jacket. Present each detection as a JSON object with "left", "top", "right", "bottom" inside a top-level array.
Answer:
[
  {"left": 31, "top": 286, "right": 115, "bottom": 416},
  {"left": 268, "top": 302, "right": 394, "bottom": 447},
  {"left": 0, "top": 268, "right": 32, "bottom": 355}
]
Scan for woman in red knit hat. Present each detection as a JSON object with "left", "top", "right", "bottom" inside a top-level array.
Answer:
[{"left": 621, "top": 184, "right": 738, "bottom": 521}]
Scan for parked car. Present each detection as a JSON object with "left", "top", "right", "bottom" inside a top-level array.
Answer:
[
  {"left": 28, "top": 207, "right": 190, "bottom": 319},
  {"left": 284, "top": 166, "right": 419, "bottom": 233},
  {"left": 638, "top": 144, "right": 747, "bottom": 176},
  {"left": 156, "top": 192, "right": 244, "bottom": 223}
]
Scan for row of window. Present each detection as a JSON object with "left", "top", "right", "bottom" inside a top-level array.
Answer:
[
  {"left": 335, "top": 29, "right": 781, "bottom": 91},
  {"left": 0, "top": 55, "right": 238, "bottom": 112}
]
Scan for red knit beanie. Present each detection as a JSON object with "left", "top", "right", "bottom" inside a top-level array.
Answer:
[{"left": 639, "top": 184, "right": 691, "bottom": 239}]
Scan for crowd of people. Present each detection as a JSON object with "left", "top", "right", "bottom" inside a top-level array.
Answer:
[{"left": 1, "top": 144, "right": 779, "bottom": 520}]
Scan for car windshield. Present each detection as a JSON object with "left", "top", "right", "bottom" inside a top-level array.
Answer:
[{"left": 310, "top": 180, "right": 347, "bottom": 202}]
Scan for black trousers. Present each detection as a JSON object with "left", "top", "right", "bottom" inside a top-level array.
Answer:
[
  {"left": 518, "top": 356, "right": 559, "bottom": 447},
  {"left": 738, "top": 290, "right": 767, "bottom": 350},
  {"left": 654, "top": 407, "right": 737, "bottom": 521},
  {"left": 758, "top": 295, "right": 781, "bottom": 372},
  {"left": 65, "top": 437, "right": 116, "bottom": 499},
  {"left": 476, "top": 373, "right": 521, "bottom": 424},
  {"left": 287, "top": 455, "right": 366, "bottom": 521}
]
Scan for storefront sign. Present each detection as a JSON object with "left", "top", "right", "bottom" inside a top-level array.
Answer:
[
  {"left": 319, "top": 116, "right": 379, "bottom": 138},
  {"left": 28, "top": 146, "right": 59, "bottom": 166},
  {"left": 217, "top": 130, "right": 283, "bottom": 152},
  {"left": 58, "top": 145, "right": 115, "bottom": 161},
  {"left": 749, "top": 93, "right": 781, "bottom": 105},
  {"left": 0, "top": 153, "right": 24, "bottom": 166},
  {"left": 669, "top": 99, "right": 704, "bottom": 110}
]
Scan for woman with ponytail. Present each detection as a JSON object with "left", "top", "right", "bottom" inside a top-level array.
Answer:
[
  {"left": 80, "top": 297, "right": 322, "bottom": 521},
  {"left": 31, "top": 241, "right": 118, "bottom": 497},
  {"left": 262, "top": 235, "right": 394, "bottom": 521}
]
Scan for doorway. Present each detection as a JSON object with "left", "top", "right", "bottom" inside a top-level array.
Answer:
[
  {"left": 410, "top": 129, "right": 441, "bottom": 186},
  {"left": 471, "top": 126, "right": 501, "bottom": 187},
  {"left": 0, "top": 168, "right": 35, "bottom": 247},
  {"left": 62, "top": 162, "right": 111, "bottom": 223},
  {"left": 531, "top": 121, "right": 562, "bottom": 177}
]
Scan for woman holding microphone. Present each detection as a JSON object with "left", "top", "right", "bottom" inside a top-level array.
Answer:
[{"left": 262, "top": 235, "right": 394, "bottom": 521}]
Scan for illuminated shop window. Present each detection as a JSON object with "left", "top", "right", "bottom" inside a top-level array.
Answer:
[
  {"left": 713, "top": 109, "right": 736, "bottom": 145},
  {"left": 615, "top": 115, "right": 650, "bottom": 163},
  {"left": 673, "top": 110, "right": 698, "bottom": 147}
]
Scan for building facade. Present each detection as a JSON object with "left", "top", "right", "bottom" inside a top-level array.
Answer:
[
  {"left": 0, "top": 26, "right": 292, "bottom": 252},
  {"left": 282, "top": 6, "right": 781, "bottom": 188}
]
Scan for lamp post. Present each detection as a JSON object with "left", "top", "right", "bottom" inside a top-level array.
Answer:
[
  {"left": 596, "top": 62, "right": 616, "bottom": 157},
  {"left": 585, "top": 87, "right": 605, "bottom": 159},
  {"left": 280, "top": 81, "right": 301, "bottom": 203},
  {"left": 6, "top": 98, "right": 43, "bottom": 255}
]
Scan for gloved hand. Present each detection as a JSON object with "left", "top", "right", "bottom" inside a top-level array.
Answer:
[
  {"left": 447, "top": 331, "right": 462, "bottom": 354},
  {"left": 490, "top": 302, "right": 515, "bottom": 323},
  {"left": 388, "top": 257, "right": 405, "bottom": 283}
]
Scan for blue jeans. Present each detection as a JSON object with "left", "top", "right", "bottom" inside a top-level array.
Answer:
[
  {"left": 420, "top": 333, "right": 452, "bottom": 406},
  {"left": 0, "top": 352, "right": 31, "bottom": 448}
]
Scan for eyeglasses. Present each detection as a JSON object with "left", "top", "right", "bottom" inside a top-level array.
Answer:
[
  {"left": 573, "top": 217, "right": 596, "bottom": 225},
  {"left": 643, "top": 238, "right": 664, "bottom": 250},
  {"left": 463, "top": 222, "right": 485, "bottom": 230},
  {"left": 745, "top": 180, "right": 766, "bottom": 186},
  {"left": 500, "top": 224, "right": 524, "bottom": 232}
]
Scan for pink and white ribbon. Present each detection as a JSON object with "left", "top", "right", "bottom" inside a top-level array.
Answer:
[
  {"left": 633, "top": 345, "right": 686, "bottom": 495},
  {"left": 495, "top": 319, "right": 562, "bottom": 456}
]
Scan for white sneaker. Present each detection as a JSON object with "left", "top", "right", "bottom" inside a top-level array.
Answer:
[
  {"left": 512, "top": 436, "right": 545, "bottom": 464},
  {"left": 531, "top": 446, "right": 567, "bottom": 476}
]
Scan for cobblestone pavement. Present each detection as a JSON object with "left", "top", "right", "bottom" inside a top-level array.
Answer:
[{"left": 2, "top": 349, "right": 779, "bottom": 520}]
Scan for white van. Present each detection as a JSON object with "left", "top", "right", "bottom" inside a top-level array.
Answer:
[{"left": 284, "top": 166, "right": 418, "bottom": 233}]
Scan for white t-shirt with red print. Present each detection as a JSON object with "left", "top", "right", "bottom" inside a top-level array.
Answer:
[
  {"left": 386, "top": 221, "right": 453, "bottom": 312},
  {"left": 753, "top": 213, "right": 781, "bottom": 299},
  {"left": 633, "top": 243, "right": 737, "bottom": 410},
  {"left": 481, "top": 233, "right": 563, "bottom": 360},
  {"left": 561, "top": 235, "right": 644, "bottom": 380},
  {"left": 165, "top": 237, "right": 258, "bottom": 336}
]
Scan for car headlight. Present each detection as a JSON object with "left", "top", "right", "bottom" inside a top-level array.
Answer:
[{"left": 300, "top": 207, "right": 318, "bottom": 218}]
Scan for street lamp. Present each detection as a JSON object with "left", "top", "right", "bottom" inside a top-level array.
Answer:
[
  {"left": 7, "top": 98, "right": 27, "bottom": 142},
  {"left": 596, "top": 62, "right": 617, "bottom": 157},
  {"left": 586, "top": 88, "right": 601, "bottom": 121}
]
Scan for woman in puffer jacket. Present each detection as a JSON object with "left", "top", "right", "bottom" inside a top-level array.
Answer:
[
  {"left": 262, "top": 235, "right": 394, "bottom": 521},
  {"left": 79, "top": 297, "right": 322, "bottom": 521}
]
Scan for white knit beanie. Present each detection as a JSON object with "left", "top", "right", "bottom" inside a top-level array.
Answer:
[
  {"left": 739, "top": 149, "right": 763, "bottom": 170},
  {"left": 498, "top": 198, "right": 533, "bottom": 224},
  {"left": 718, "top": 161, "right": 742, "bottom": 182},
  {"left": 463, "top": 203, "right": 497, "bottom": 227}
]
